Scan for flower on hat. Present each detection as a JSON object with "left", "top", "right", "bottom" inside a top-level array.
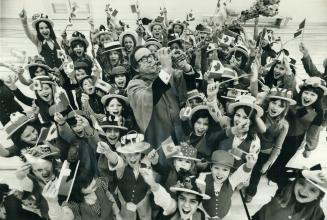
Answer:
[
  {"left": 267, "top": 87, "right": 296, "bottom": 105},
  {"left": 301, "top": 77, "right": 327, "bottom": 95}
]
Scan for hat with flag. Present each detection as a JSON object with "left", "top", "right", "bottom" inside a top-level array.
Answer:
[
  {"left": 25, "top": 55, "right": 51, "bottom": 72},
  {"left": 267, "top": 87, "right": 296, "bottom": 105},
  {"left": 172, "top": 143, "right": 200, "bottom": 162},
  {"left": 300, "top": 77, "right": 327, "bottom": 95},
  {"left": 207, "top": 59, "right": 225, "bottom": 79},
  {"left": 100, "top": 115, "right": 128, "bottom": 131},
  {"left": 228, "top": 94, "right": 264, "bottom": 117},
  {"left": 160, "top": 136, "right": 181, "bottom": 158},
  {"left": 117, "top": 132, "right": 150, "bottom": 154},
  {"left": 186, "top": 89, "right": 206, "bottom": 102},
  {"left": 31, "top": 13, "right": 54, "bottom": 29},
  {"left": 219, "top": 34, "right": 235, "bottom": 47},
  {"left": 4, "top": 112, "right": 35, "bottom": 139},
  {"left": 69, "top": 31, "right": 89, "bottom": 48}
]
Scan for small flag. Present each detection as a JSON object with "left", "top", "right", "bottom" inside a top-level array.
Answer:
[
  {"left": 34, "top": 127, "right": 51, "bottom": 146},
  {"left": 299, "top": 19, "right": 306, "bottom": 29},
  {"left": 46, "top": 124, "right": 58, "bottom": 141},
  {"left": 111, "top": 9, "right": 118, "bottom": 17},
  {"left": 161, "top": 136, "right": 180, "bottom": 158},
  {"left": 187, "top": 10, "right": 195, "bottom": 21},
  {"left": 220, "top": 34, "right": 235, "bottom": 46},
  {"left": 294, "top": 29, "right": 302, "bottom": 38},
  {"left": 208, "top": 60, "right": 225, "bottom": 79},
  {"left": 130, "top": 4, "right": 137, "bottom": 13},
  {"left": 156, "top": 16, "right": 164, "bottom": 23}
]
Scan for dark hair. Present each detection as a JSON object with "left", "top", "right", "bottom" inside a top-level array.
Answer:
[
  {"left": 176, "top": 191, "right": 202, "bottom": 203},
  {"left": 231, "top": 106, "right": 258, "bottom": 141},
  {"left": 70, "top": 41, "right": 87, "bottom": 61},
  {"left": 298, "top": 85, "right": 324, "bottom": 111},
  {"left": 104, "top": 97, "right": 128, "bottom": 118},
  {"left": 122, "top": 34, "right": 137, "bottom": 50},
  {"left": 106, "top": 50, "right": 124, "bottom": 68},
  {"left": 190, "top": 109, "right": 214, "bottom": 129},
  {"left": 226, "top": 50, "right": 248, "bottom": 70},
  {"left": 129, "top": 45, "right": 145, "bottom": 73},
  {"left": 35, "top": 20, "right": 56, "bottom": 41},
  {"left": 67, "top": 115, "right": 94, "bottom": 128},
  {"left": 263, "top": 98, "right": 290, "bottom": 121},
  {"left": 269, "top": 60, "right": 296, "bottom": 76},
  {"left": 29, "top": 66, "right": 48, "bottom": 79},
  {"left": 0, "top": 183, "right": 10, "bottom": 202},
  {"left": 11, "top": 122, "right": 40, "bottom": 151},
  {"left": 69, "top": 167, "right": 94, "bottom": 203}
]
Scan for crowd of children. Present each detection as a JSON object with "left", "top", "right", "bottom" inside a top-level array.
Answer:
[{"left": 0, "top": 1, "right": 327, "bottom": 219}]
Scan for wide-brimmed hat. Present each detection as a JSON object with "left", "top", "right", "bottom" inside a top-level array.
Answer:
[
  {"left": 144, "top": 37, "right": 162, "bottom": 49},
  {"left": 190, "top": 105, "right": 210, "bottom": 120},
  {"left": 119, "top": 30, "right": 138, "bottom": 45},
  {"left": 148, "top": 19, "right": 165, "bottom": 32},
  {"left": 267, "top": 87, "right": 296, "bottom": 105},
  {"left": 25, "top": 144, "right": 60, "bottom": 160},
  {"left": 221, "top": 88, "right": 249, "bottom": 100},
  {"left": 31, "top": 13, "right": 54, "bottom": 29},
  {"left": 30, "top": 75, "right": 56, "bottom": 91},
  {"left": 102, "top": 41, "right": 123, "bottom": 54},
  {"left": 4, "top": 112, "right": 35, "bottom": 139},
  {"left": 172, "top": 143, "right": 200, "bottom": 162},
  {"left": 187, "top": 89, "right": 206, "bottom": 102},
  {"left": 100, "top": 116, "right": 128, "bottom": 131},
  {"left": 25, "top": 55, "right": 51, "bottom": 71},
  {"left": 101, "top": 87, "right": 129, "bottom": 105},
  {"left": 93, "top": 25, "right": 112, "bottom": 39},
  {"left": 302, "top": 167, "right": 327, "bottom": 194},
  {"left": 228, "top": 95, "right": 264, "bottom": 117},
  {"left": 69, "top": 31, "right": 89, "bottom": 48},
  {"left": 117, "top": 132, "right": 150, "bottom": 154},
  {"left": 210, "top": 150, "right": 234, "bottom": 168},
  {"left": 300, "top": 77, "right": 327, "bottom": 95},
  {"left": 111, "top": 66, "right": 127, "bottom": 76},
  {"left": 170, "top": 176, "right": 210, "bottom": 200}
]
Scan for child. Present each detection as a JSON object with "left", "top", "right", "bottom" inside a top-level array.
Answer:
[
  {"left": 196, "top": 150, "right": 257, "bottom": 219},
  {"left": 119, "top": 30, "right": 138, "bottom": 57},
  {"left": 68, "top": 31, "right": 93, "bottom": 70},
  {"left": 109, "top": 66, "right": 129, "bottom": 93}
]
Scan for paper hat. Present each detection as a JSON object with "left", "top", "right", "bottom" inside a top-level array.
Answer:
[
  {"left": 117, "top": 132, "right": 150, "bottom": 154},
  {"left": 267, "top": 87, "right": 296, "bottom": 105},
  {"left": 172, "top": 143, "right": 200, "bottom": 161},
  {"left": 4, "top": 112, "right": 35, "bottom": 139},
  {"left": 101, "top": 87, "right": 129, "bottom": 105},
  {"left": 210, "top": 150, "right": 234, "bottom": 168},
  {"left": 228, "top": 95, "right": 264, "bottom": 117},
  {"left": 170, "top": 176, "right": 210, "bottom": 200},
  {"left": 221, "top": 88, "right": 249, "bottom": 100},
  {"left": 31, "top": 13, "right": 54, "bottom": 29},
  {"left": 69, "top": 31, "right": 89, "bottom": 48},
  {"left": 25, "top": 55, "right": 51, "bottom": 71},
  {"left": 119, "top": 30, "right": 138, "bottom": 45},
  {"left": 102, "top": 41, "right": 123, "bottom": 54},
  {"left": 144, "top": 37, "right": 163, "bottom": 49},
  {"left": 300, "top": 77, "right": 327, "bottom": 95}
]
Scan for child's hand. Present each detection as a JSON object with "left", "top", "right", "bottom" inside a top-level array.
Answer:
[
  {"left": 146, "top": 149, "right": 159, "bottom": 165},
  {"left": 97, "top": 142, "right": 117, "bottom": 163},
  {"left": 19, "top": 9, "right": 27, "bottom": 20},
  {"left": 54, "top": 112, "right": 66, "bottom": 125},
  {"left": 140, "top": 167, "right": 158, "bottom": 190},
  {"left": 42, "top": 180, "right": 59, "bottom": 204},
  {"left": 245, "top": 153, "right": 258, "bottom": 169},
  {"left": 81, "top": 93, "right": 90, "bottom": 106},
  {"left": 16, "top": 163, "right": 31, "bottom": 180},
  {"left": 207, "top": 82, "right": 219, "bottom": 101},
  {"left": 75, "top": 115, "right": 91, "bottom": 129},
  {"left": 299, "top": 42, "right": 309, "bottom": 57}
]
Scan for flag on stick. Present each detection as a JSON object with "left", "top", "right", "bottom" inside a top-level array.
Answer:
[{"left": 293, "top": 18, "right": 306, "bottom": 39}]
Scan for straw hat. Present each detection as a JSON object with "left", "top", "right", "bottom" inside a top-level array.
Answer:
[
  {"left": 102, "top": 41, "right": 123, "bottom": 54},
  {"left": 170, "top": 176, "right": 210, "bottom": 200},
  {"left": 100, "top": 116, "right": 128, "bottom": 131},
  {"left": 221, "top": 88, "right": 249, "bottom": 100},
  {"left": 25, "top": 55, "right": 51, "bottom": 71},
  {"left": 144, "top": 38, "right": 162, "bottom": 49},
  {"left": 116, "top": 132, "right": 150, "bottom": 154},
  {"left": 228, "top": 95, "right": 264, "bottom": 117},
  {"left": 31, "top": 13, "right": 54, "bottom": 29},
  {"left": 267, "top": 87, "right": 296, "bottom": 105},
  {"left": 4, "top": 112, "right": 35, "bottom": 139},
  {"left": 69, "top": 31, "right": 89, "bottom": 48}
]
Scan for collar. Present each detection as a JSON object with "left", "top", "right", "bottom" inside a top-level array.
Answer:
[{"left": 42, "top": 39, "right": 54, "bottom": 44}]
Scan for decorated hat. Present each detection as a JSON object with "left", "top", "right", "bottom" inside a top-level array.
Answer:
[
  {"left": 172, "top": 143, "right": 200, "bottom": 161},
  {"left": 119, "top": 30, "right": 138, "bottom": 45},
  {"left": 230, "top": 44, "right": 249, "bottom": 59},
  {"left": 207, "top": 43, "right": 219, "bottom": 53},
  {"left": 111, "top": 66, "right": 127, "bottom": 76},
  {"left": 25, "top": 55, "right": 51, "bottom": 71},
  {"left": 190, "top": 105, "right": 210, "bottom": 119},
  {"left": 221, "top": 88, "right": 249, "bottom": 100},
  {"left": 31, "top": 13, "right": 54, "bottom": 29},
  {"left": 267, "top": 87, "right": 296, "bottom": 105},
  {"left": 102, "top": 41, "right": 123, "bottom": 54},
  {"left": 300, "top": 77, "right": 327, "bottom": 95},
  {"left": 148, "top": 18, "right": 165, "bottom": 32},
  {"left": 228, "top": 95, "right": 264, "bottom": 117},
  {"left": 144, "top": 37, "right": 162, "bottom": 49},
  {"left": 25, "top": 144, "right": 60, "bottom": 160},
  {"left": 4, "top": 112, "right": 35, "bottom": 139},
  {"left": 171, "top": 20, "right": 185, "bottom": 31},
  {"left": 69, "top": 31, "right": 89, "bottom": 48},
  {"left": 100, "top": 115, "right": 127, "bottom": 131},
  {"left": 65, "top": 110, "right": 89, "bottom": 125},
  {"left": 187, "top": 89, "right": 206, "bottom": 102},
  {"left": 101, "top": 87, "right": 129, "bottom": 105},
  {"left": 210, "top": 150, "right": 234, "bottom": 168},
  {"left": 302, "top": 167, "right": 327, "bottom": 194},
  {"left": 170, "top": 176, "right": 210, "bottom": 200},
  {"left": 29, "top": 75, "right": 56, "bottom": 91},
  {"left": 93, "top": 25, "right": 112, "bottom": 39},
  {"left": 117, "top": 132, "right": 150, "bottom": 154}
]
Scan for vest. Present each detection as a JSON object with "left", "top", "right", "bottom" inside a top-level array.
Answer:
[
  {"left": 117, "top": 166, "right": 150, "bottom": 204},
  {"left": 202, "top": 175, "right": 233, "bottom": 218},
  {"left": 40, "top": 40, "right": 63, "bottom": 68},
  {"left": 233, "top": 137, "right": 253, "bottom": 169}
]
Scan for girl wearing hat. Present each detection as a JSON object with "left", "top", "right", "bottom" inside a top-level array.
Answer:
[
  {"left": 144, "top": 38, "right": 163, "bottom": 54},
  {"left": 196, "top": 150, "right": 257, "bottom": 219},
  {"left": 226, "top": 45, "right": 250, "bottom": 70},
  {"left": 245, "top": 88, "right": 296, "bottom": 202},
  {"left": 252, "top": 168, "right": 326, "bottom": 220},
  {"left": 19, "top": 9, "right": 64, "bottom": 68},
  {"left": 148, "top": 20, "right": 166, "bottom": 43},
  {"left": 109, "top": 66, "right": 129, "bottom": 93},
  {"left": 267, "top": 77, "right": 327, "bottom": 187},
  {"left": 97, "top": 135, "right": 154, "bottom": 220},
  {"left": 119, "top": 31, "right": 138, "bottom": 58}
]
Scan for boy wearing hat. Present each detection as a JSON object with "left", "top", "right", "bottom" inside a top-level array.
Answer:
[
  {"left": 196, "top": 150, "right": 257, "bottom": 219},
  {"left": 110, "top": 65, "right": 128, "bottom": 91}
]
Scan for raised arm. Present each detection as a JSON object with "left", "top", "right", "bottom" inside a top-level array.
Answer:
[{"left": 19, "top": 9, "right": 38, "bottom": 46}]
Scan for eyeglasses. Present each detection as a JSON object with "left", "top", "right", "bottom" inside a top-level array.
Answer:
[{"left": 137, "top": 54, "right": 156, "bottom": 64}]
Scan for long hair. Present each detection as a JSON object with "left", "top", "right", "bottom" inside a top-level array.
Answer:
[
  {"left": 190, "top": 109, "right": 215, "bottom": 131},
  {"left": 35, "top": 20, "right": 56, "bottom": 41},
  {"left": 28, "top": 66, "right": 49, "bottom": 79},
  {"left": 11, "top": 122, "right": 41, "bottom": 151},
  {"left": 231, "top": 106, "right": 258, "bottom": 141},
  {"left": 70, "top": 41, "right": 88, "bottom": 61},
  {"left": 122, "top": 34, "right": 137, "bottom": 51},
  {"left": 298, "top": 85, "right": 324, "bottom": 112},
  {"left": 262, "top": 98, "right": 290, "bottom": 122},
  {"left": 276, "top": 178, "right": 325, "bottom": 219}
]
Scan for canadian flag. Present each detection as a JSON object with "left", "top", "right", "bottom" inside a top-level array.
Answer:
[
  {"left": 220, "top": 34, "right": 235, "bottom": 46},
  {"left": 161, "top": 136, "right": 180, "bottom": 158}
]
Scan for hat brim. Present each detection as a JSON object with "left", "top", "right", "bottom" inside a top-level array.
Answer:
[
  {"left": 101, "top": 94, "right": 129, "bottom": 105},
  {"left": 101, "top": 47, "right": 123, "bottom": 54},
  {"left": 148, "top": 22, "right": 165, "bottom": 31},
  {"left": 116, "top": 142, "right": 150, "bottom": 154},
  {"left": 119, "top": 31, "right": 138, "bottom": 45},
  {"left": 41, "top": 152, "right": 60, "bottom": 159},
  {"left": 306, "top": 179, "right": 327, "bottom": 194},
  {"left": 93, "top": 30, "right": 112, "bottom": 39},
  {"left": 25, "top": 63, "right": 51, "bottom": 71},
  {"left": 32, "top": 18, "right": 54, "bottom": 29},
  {"left": 101, "top": 125, "right": 128, "bottom": 131},
  {"left": 69, "top": 37, "right": 89, "bottom": 48},
  {"left": 190, "top": 105, "right": 210, "bottom": 119},
  {"left": 300, "top": 84, "right": 327, "bottom": 96},
  {"left": 5, "top": 117, "right": 34, "bottom": 139},
  {"left": 210, "top": 160, "right": 235, "bottom": 169},
  {"left": 170, "top": 187, "right": 210, "bottom": 200},
  {"left": 228, "top": 102, "right": 264, "bottom": 117},
  {"left": 144, "top": 41, "right": 162, "bottom": 49},
  {"left": 172, "top": 155, "right": 201, "bottom": 162},
  {"left": 267, "top": 95, "right": 297, "bottom": 105}
]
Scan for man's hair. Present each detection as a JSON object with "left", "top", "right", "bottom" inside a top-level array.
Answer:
[{"left": 129, "top": 45, "right": 147, "bottom": 73}]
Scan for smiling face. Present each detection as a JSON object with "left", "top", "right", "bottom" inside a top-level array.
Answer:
[
  {"left": 37, "top": 83, "right": 53, "bottom": 103},
  {"left": 81, "top": 178, "right": 97, "bottom": 195},
  {"left": 75, "top": 69, "right": 87, "bottom": 82},
  {"left": 135, "top": 48, "right": 157, "bottom": 75},
  {"left": 99, "top": 34, "right": 112, "bottom": 46},
  {"left": 294, "top": 178, "right": 321, "bottom": 203},
  {"left": 229, "top": 54, "right": 243, "bottom": 68},
  {"left": 38, "top": 21, "right": 50, "bottom": 40},
  {"left": 211, "top": 163, "right": 231, "bottom": 184},
  {"left": 152, "top": 25, "right": 163, "bottom": 39},
  {"left": 73, "top": 43, "right": 85, "bottom": 58},
  {"left": 273, "top": 63, "right": 286, "bottom": 79},
  {"left": 268, "top": 99, "right": 287, "bottom": 118},
  {"left": 123, "top": 36, "right": 135, "bottom": 52},
  {"left": 125, "top": 152, "right": 142, "bottom": 169},
  {"left": 173, "top": 24, "right": 183, "bottom": 35},
  {"left": 32, "top": 159, "right": 54, "bottom": 183},
  {"left": 177, "top": 192, "right": 200, "bottom": 219},
  {"left": 105, "top": 128, "right": 120, "bottom": 145},
  {"left": 34, "top": 67, "right": 46, "bottom": 77},
  {"left": 109, "top": 51, "right": 120, "bottom": 66},
  {"left": 301, "top": 90, "right": 318, "bottom": 107},
  {"left": 233, "top": 108, "right": 250, "bottom": 131},
  {"left": 188, "top": 97, "right": 203, "bottom": 108},
  {"left": 21, "top": 125, "right": 39, "bottom": 144},
  {"left": 193, "top": 117, "right": 209, "bottom": 136},
  {"left": 106, "top": 98, "right": 123, "bottom": 117},
  {"left": 82, "top": 78, "right": 95, "bottom": 95},
  {"left": 174, "top": 158, "right": 193, "bottom": 172},
  {"left": 114, "top": 74, "right": 127, "bottom": 88}
]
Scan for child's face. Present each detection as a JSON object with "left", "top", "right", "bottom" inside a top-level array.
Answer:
[
  {"left": 75, "top": 69, "right": 87, "bottom": 82},
  {"left": 32, "top": 159, "right": 54, "bottom": 183},
  {"left": 105, "top": 128, "right": 120, "bottom": 145},
  {"left": 123, "top": 36, "right": 135, "bottom": 52},
  {"left": 37, "top": 84, "right": 53, "bottom": 103},
  {"left": 82, "top": 178, "right": 97, "bottom": 195},
  {"left": 193, "top": 117, "right": 209, "bottom": 136},
  {"left": 109, "top": 51, "right": 120, "bottom": 66},
  {"left": 294, "top": 178, "right": 321, "bottom": 203},
  {"left": 106, "top": 98, "right": 123, "bottom": 117},
  {"left": 34, "top": 67, "right": 46, "bottom": 77},
  {"left": 99, "top": 34, "right": 112, "bottom": 45},
  {"left": 174, "top": 158, "right": 193, "bottom": 172},
  {"left": 178, "top": 192, "right": 200, "bottom": 219},
  {"left": 302, "top": 90, "right": 318, "bottom": 107},
  {"left": 147, "top": 45, "right": 159, "bottom": 54},
  {"left": 73, "top": 43, "right": 85, "bottom": 57},
  {"left": 188, "top": 97, "right": 203, "bottom": 108},
  {"left": 211, "top": 163, "right": 231, "bottom": 184},
  {"left": 38, "top": 21, "right": 50, "bottom": 40},
  {"left": 114, "top": 74, "right": 127, "bottom": 88},
  {"left": 229, "top": 54, "right": 243, "bottom": 68},
  {"left": 233, "top": 108, "right": 250, "bottom": 130},
  {"left": 273, "top": 63, "right": 286, "bottom": 79},
  {"left": 268, "top": 99, "right": 286, "bottom": 118},
  {"left": 21, "top": 125, "right": 39, "bottom": 144},
  {"left": 173, "top": 25, "right": 183, "bottom": 35},
  {"left": 125, "top": 152, "right": 142, "bottom": 168},
  {"left": 152, "top": 25, "right": 163, "bottom": 39},
  {"left": 82, "top": 78, "right": 95, "bottom": 95}
]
